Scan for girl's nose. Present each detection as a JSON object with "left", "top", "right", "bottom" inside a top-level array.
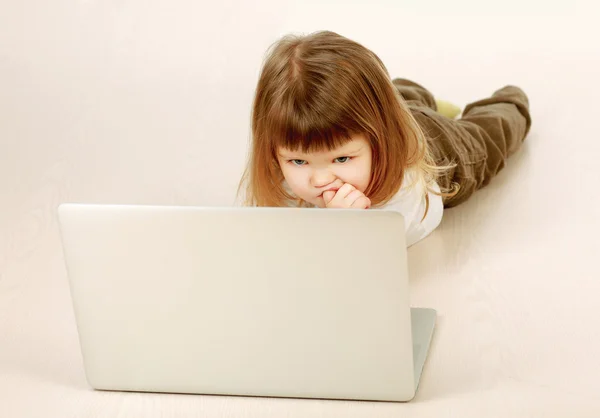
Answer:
[{"left": 310, "top": 169, "right": 335, "bottom": 188}]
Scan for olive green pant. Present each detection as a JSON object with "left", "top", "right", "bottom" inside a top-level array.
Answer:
[{"left": 393, "top": 78, "right": 532, "bottom": 208}]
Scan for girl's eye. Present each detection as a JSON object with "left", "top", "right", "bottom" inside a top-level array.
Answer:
[
  {"left": 334, "top": 156, "right": 350, "bottom": 163},
  {"left": 291, "top": 159, "right": 307, "bottom": 166}
]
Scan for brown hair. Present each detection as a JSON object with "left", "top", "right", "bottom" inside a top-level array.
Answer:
[{"left": 238, "top": 30, "right": 457, "bottom": 212}]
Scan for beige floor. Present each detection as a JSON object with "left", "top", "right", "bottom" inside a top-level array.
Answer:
[{"left": 2, "top": 1, "right": 600, "bottom": 417}]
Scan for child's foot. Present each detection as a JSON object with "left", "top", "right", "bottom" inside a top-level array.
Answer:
[
  {"left": 435, "top": 98, "right": 461, "bottom": 119},
  {"left": 492, "top": 85, "right": 529, "bottom": 107}
]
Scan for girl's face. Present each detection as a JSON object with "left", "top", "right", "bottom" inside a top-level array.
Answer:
[{"left": 277, "top": 134, "right": 373, "bottom": 208}]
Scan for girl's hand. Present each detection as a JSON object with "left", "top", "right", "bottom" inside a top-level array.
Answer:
[{"left": 323, "top": 183, "right": 371, "bottom": 209}]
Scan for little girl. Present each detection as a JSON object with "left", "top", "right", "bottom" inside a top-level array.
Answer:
[{"left": 238, "top": 31, "right": 532, "bottom": 247}]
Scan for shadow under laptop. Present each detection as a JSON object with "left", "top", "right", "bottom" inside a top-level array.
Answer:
[{"left": 87, "top": 388, "right": 430, "bottom": 416}]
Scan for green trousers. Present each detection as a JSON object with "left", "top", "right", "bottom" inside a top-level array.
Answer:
[{"left": 393, "top": 78, "right": 532, "bottom": 208}]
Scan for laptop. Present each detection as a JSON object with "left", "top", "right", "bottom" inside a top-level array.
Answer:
[{"left": 57, "top": 203, "right": 436, "bottom": 402}]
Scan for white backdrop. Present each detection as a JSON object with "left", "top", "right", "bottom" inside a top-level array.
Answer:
[{"left": 2, "top": 0, "right": 600, "bottom": 416}]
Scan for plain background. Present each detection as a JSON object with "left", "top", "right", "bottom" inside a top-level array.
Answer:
[{"left": 1, "top": 0, "right": 600, "bottom": 416}]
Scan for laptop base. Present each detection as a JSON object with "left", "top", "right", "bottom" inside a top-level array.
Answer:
[{"left": 411, "top": 307, "right": 436, "bottom": 391}]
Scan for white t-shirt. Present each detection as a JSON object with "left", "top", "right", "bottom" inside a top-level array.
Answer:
[{"left": 379, "top": 168, "right": 444, "bottom": 247}]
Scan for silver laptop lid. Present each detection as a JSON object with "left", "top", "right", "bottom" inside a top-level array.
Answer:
[{"left": 58, "top": 204, "right": 415, "bottom": 401}]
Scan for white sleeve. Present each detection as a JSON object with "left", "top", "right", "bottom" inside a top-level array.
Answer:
[{"left": 378, "top": 172, "right": 444, "bottom": 247}]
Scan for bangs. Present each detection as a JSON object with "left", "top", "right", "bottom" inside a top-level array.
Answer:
[{"left": 267, "top": 97, "right": 361, "bottom": 153}]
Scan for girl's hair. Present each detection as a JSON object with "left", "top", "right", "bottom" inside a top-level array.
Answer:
[{"left": 238, "top": 30, "right": 457, "bottom": 212}]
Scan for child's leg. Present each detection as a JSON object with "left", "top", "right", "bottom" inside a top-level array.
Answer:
[
  {"left": 411, "top": 86, "right": 532, "bottom": 208},
  {"left": 392, "top": 78, "right": 438, "bottom": 110},
  {"left": 460, "top": 86, "right": 531, "bottom": 162},
  {"left": 393, "top": 78, "right": 461, "bottom": 118}
]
